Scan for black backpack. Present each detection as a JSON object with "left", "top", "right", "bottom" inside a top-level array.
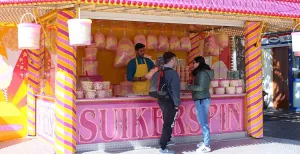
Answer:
[{"left": 149, "top": 68, "right": 172, "bottom": 99}]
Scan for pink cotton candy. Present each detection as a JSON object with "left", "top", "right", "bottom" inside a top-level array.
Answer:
[
  {"left": 114, "top": 36, "right": 135, "bottom": 68},
  {"left": 180, "top": 36, "right": 192, "bottom": 52},
  {"left": 158, "top": 35, "right": 169, "bottom": 52},
  {"left": 203, "top": 35, "right": 220, "bottom": 56},
  {"left": 134, "top": 34, "right": 147, "bottom": 46},
  {"left": 169, "top": 35, "right": 181, "bottom": 51},
  {"left": 105, "top": 34, "right": 118, "bottom": 51},
  {"left": 147, "top": 34, "right": 158, "bottom": 50},
  {"left": 94, "top": 32, "right": 106, "bottom": 50},
  {"left": 216, "top": 31, "right": 229, "bottom": 48}
]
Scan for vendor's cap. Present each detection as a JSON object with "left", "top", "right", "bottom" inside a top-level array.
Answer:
[{"left": 163, "top": 52, "right": 176, "bottom": 64}]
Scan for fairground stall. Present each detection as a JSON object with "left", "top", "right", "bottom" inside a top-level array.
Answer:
[{"left": 1, "top": 0, "right": 300, "bottom": 154}]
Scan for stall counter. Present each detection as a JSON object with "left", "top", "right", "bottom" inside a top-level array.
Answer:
[
  {"left": 35, "top": 94, "right": 246, "bottom": 148},
  {"left": 76, "top": 94, "right": 246, "bottom": 144}
]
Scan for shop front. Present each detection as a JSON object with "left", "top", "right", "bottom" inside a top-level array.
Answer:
[{"left": 1, "top": 0, "right": 300, "bottom": 153}]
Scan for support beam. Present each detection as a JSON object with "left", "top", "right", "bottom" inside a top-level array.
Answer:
[
  {"left": 188, "top": 33, "right": 201, "bottom": 72},
  {"left": 27, "top": 32, "right": 44, "bottom": 136},
  {"left": 244, "top": 21, "right": 264, "bottom": 138},
  {"left": 54, "top": 10, "right": 77, "bottom": 154}
]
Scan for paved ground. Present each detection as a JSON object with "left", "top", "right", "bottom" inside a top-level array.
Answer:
[
  {"left": 1, "top": 110, "right": 300, "bottom": 154},
  {"left": 78, "top": 137, "right": 300, "bottom": 154},
  {"left": 264, "top": 110, "right": 300, "bottom": 141},
  {"left": 0, "top": 137, "right": 55, "bottom": 154}
]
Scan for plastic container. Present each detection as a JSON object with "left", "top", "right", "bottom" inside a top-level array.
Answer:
[
  {"left": 209, "top": 88, "right": 214, "bottom": 95},
  {"left": 236, "top": 87, "right": 244, "bottom": 94},
  {"left": 85, "top": 48, "right": 98, "bottom": 60},
  {"left": 81, "top": 81, "right": 93, "bottom": 91},
  {"left": 85, "top": 90, "right": 96, "bottom": 99},
  {"left": 18, "top": 13, "right": 41, "bottom": 49},
  {"left": 93, "top": 82, "right": 105, "bottom": 90},
  {"left": 219, "top": 79, "right": 230, "bottom": 87},
  {"left": 76, "top": 91, "right": 84, "bottom": 98},
  {"left": 113, "top": 85, "right": 121, "bottom": 96},
  {"left": 225, "top": 87, "right": 236, "bottom": 94},
  {"left": 102, "top": 81, "right": 110, "bottom": 90},
  {"left": 68, "top": 19, "right": 92, "bottom": 46},
  {"left": 120, "top": 81, "right": 133, "bottom": 96},
  {"left": 83, "top": 60, "right": 98, "bottom": 76},
  {"left": 215, "top": 87, "right": 225, "bottom": 95},
  {"left": 238, "top": 79, "right": 244, "bottom": 87},
  {"left": 96, "top": 90, "right": 106, "bottom": 98},
  {"left": 210, "top": 79, "right": 219, "bottom": 87},
  {"left": 230, "top": 80, "right": 239, "bottom": 87},
  {"left": 106, "top": 90, "right": 113, "bottom": 98}
]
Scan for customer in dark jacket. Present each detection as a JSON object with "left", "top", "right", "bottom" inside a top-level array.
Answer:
[
  {"left": 188, "top": 56, "right": 214, "bottom": 153},
  {"left": 157, "top": 52, "right": 180, "bottom": 154}
]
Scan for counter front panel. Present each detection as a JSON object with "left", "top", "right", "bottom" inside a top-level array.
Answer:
[{"left": 76, "top": 94, "right": 245, "bottom": 144}]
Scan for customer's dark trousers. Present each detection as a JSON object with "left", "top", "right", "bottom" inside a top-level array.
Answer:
[{"left": 158, "top": 99, "right": 178, "bottom": 149}]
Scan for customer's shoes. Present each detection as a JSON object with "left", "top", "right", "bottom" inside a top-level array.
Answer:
[
  {"left": 159, "top": 148, "right": 175, "bottom": 154},
  {"left": 196, "top": 144, "right": 211, "bottom": 153},
  {"left": 196, "top": 142, "right": 204, "bottom": 148},
  {"left": 167, "top": 140, "right": 175, "bottom": 146}
]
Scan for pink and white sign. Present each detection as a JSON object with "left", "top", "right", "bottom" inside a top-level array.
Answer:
[{"left": 76, "top": 96, "right": 245, "bottom": 144}]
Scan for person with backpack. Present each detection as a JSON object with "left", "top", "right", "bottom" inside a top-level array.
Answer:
[
  {"left": 149, "top": 52, "right": 180, "bottom": 154},
  {"left": 145, "top": 56, "right": 164, "bottom": 80},
  {"left": 187, "top": 56, "right": 214, "bottom": 153}
]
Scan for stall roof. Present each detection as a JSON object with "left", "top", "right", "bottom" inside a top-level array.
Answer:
[
  {"left": 1, "top": 0, "right": 300, "bottom": 19},
  {"left": 0, "top": 0, "right": 300, "bottom": 33}
]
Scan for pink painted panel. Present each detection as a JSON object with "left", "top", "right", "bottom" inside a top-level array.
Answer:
[{"left": 76, "top": 97, "right": 245, "bottom": 144}]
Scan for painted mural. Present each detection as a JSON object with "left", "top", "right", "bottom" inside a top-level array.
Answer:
[
  {"left": 199, "top": 33, "right": 230, "bottom": 79},
  {"left": 0, "top": 27, "right": 28, "bottom": 141}
]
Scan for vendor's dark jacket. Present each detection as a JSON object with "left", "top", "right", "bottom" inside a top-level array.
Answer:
[{"left": 188, "top": 69, "right": 214, "bottom": 100}]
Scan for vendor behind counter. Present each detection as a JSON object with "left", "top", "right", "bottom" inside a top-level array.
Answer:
[{"left": 126, "top": 43, "right": 155, "bottom": 95}]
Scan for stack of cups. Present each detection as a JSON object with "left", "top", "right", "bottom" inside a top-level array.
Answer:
[
  {"left": 83, "top": 48, "right": 98, "bottom": 75},
  {"left": 176, "top": 66, "right": 181, "bottom": 77},
  {"left": 180, "top": 66, "right": 189, "bottom": 82}
]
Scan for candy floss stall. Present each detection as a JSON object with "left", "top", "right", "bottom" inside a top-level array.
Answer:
[{"left": 1, "top": 0, "right": 300, "bottom": 153}]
